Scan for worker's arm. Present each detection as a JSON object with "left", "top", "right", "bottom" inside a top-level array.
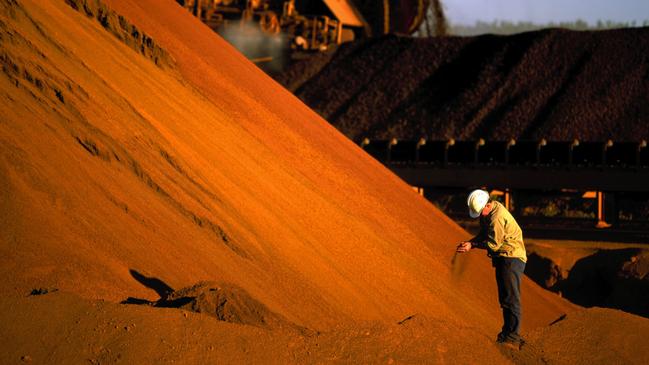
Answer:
[
  {"left": 461, "top": 218, "right": 508, "bottom": 253},
  {"left": 485, "top": 216, "right": 506, "bottom": 252},
  {"left": 469, "top": 224, "right": 491, "bottom": 249},
  {"left": 457, "top": 227, "right": 487, "bottom": 252},
  {"left": 469, "top": 235, "right": 488, "bottom": 249}
]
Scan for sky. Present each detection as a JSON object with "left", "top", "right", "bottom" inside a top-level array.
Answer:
[{"left": 443, "top": 0, "right": 649, "bottom": 25}]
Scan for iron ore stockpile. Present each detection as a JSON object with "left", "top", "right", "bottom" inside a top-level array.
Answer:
[
  {"left": 1, "top": 0, "right": 649, "bottom": 364},
  {"left": 277, "top": 29, "right": 649, "bottom": 142}
]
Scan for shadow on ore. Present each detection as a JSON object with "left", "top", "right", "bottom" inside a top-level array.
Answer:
[
  {"left": 122, "top": 269, "right": 306, "bottom": 332},
  {"left": 526, "top": 248, "right": 649, "bottom": 318}
]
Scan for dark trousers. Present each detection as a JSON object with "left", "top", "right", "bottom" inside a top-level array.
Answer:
[{"left": 493, "top": 257, "right": 526, "bottom": 340}]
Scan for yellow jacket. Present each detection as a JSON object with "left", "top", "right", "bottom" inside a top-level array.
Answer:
[{"left": 472, "top": 201, "right": 527, "bottom": 262}]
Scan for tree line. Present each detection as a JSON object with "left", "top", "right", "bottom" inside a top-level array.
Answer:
[{"left": 445, "top": 19, "right": 649, "bottom": 36}]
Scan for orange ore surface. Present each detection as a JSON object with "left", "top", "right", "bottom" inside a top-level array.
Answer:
[{"left": 0, "top": 0, "right": 647, "bottom": 363}]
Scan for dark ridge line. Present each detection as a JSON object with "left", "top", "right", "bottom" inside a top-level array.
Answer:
[{"left": 64, "top": 0, "right": 174, "bottom": 69}]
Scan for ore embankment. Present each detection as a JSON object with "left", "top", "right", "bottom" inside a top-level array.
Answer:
[
  {"left": 277, "top": 28, "right": 649, "bottom": 142},
  {"left": 526, "top": 245, "right": 649, "bottom": 318}
]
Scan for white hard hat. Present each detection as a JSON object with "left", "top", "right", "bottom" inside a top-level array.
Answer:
[{"left": 467, "top": 189, "right": 489, "bottom": 218}]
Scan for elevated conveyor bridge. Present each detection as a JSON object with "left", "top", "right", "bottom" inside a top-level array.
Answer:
[{"left": 360, "top": 138, "right": 649, "bottom": 242}]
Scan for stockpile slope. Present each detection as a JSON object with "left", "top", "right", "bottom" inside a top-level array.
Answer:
[
  {"left": 0, "top": 0, "right": 566, "bottom": 330},
  {"left": 4, "top": 0, "right": 644, "bottom": 363},
  {"left": 278, "top": 29, "right": 649, "bottom": 142}
]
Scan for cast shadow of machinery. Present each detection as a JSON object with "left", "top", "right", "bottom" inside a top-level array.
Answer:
[
  {"left": 559, "top": 248, "right": 649, "bottom": 318},
  {"left": 526, "top": 248, "right": 649, "bottom": 318}
]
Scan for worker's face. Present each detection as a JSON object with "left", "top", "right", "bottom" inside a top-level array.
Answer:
[{"left": 480, "top": 202, "right": 492, "bottom": 216}]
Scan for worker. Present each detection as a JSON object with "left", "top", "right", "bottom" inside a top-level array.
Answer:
[{"left": 456, "top": 189, "right": 527, "bottom": 349}]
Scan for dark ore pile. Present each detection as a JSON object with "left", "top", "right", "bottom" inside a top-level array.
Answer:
[{"left": 276, "top": 28, "right": 649, "bottom": 142}]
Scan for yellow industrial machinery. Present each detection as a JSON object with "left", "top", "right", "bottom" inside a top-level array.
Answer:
[
  {"left": 177, "top": 0, "right": 431, "bottom": 51},
  {"left": 178, "top": 0, "right": 359, "bottom": 51}
]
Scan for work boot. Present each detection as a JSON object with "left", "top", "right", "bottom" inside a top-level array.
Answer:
[{"left": 496, "top": 334, "right": 525, "bottom": 350}]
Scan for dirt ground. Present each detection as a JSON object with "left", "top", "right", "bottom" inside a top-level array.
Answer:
[{"left": 1, "top": 0, "right": 648, "bottom": 363}]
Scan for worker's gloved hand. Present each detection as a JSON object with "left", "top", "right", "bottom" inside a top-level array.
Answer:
[{"left": 456, "top": 241, "right": 472, "bottom": 253}]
